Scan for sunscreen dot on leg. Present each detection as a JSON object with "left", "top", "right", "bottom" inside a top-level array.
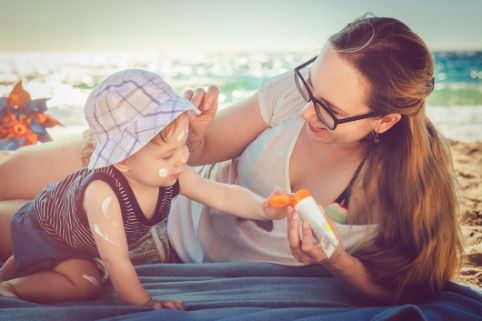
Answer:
[
  {"left": 158, "top": 168, "right": 168, "bottom": 177},
  {"left": 82, "top": 274, "right": 100, "bottom": 287}
]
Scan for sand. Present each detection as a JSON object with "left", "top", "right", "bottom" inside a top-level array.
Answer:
[{"left": 450, "top": 140, "right": 482, "bottom": 290}]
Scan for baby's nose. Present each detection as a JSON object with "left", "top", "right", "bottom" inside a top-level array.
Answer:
[{"left": 176, "top": 148, "right": 190, "bottom": 166}]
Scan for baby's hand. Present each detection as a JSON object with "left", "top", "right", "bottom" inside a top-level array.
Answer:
[
  {"left": 263, "top": 188, "right": 292, "bottom": 220},
  {"left": 144, "top": 298, "right": 185, "bottom": 310}
]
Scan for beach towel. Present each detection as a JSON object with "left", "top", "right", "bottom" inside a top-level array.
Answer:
[{"left": 1, "top": 262, "right": 481, "bottom": 321}]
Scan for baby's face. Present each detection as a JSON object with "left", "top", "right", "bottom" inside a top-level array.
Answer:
[{"left": 123, "top": 116, "right": 190, "bottom": 187}]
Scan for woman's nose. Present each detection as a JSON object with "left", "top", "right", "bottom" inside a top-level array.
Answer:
[{"left": 301, "top": 102, "right": 317, "bottom": 122}]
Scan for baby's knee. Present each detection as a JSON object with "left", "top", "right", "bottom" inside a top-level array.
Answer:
[
  {"left": 55, "top": 258, "right": 104, "bottom": 300},
  {"left": 77, "top": 273, "right": 103, "bottom": 299}
]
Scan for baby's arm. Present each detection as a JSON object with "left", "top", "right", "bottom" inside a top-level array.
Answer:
[
  {"left": 83, "top": 180, "right": 152, "bottom": 306},
  {"left": 179, "top": 166, "right": 288, "bottom": 220}
]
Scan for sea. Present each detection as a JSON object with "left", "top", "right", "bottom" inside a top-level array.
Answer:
[{"left": 0, "top": 50, "right": 481, "bottom": 142}]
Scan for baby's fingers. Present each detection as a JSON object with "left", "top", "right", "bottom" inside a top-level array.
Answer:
[{"left": 152, "top": 300, "right": 185, "bottom": 310}]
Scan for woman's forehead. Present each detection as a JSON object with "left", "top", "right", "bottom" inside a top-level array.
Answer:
[{"left": 311, "top": 47, "right": 370, "bottom": 113}]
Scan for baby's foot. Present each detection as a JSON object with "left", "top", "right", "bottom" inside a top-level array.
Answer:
[{"left": 0, "top": 282, "right": 18, "bottom": 299}]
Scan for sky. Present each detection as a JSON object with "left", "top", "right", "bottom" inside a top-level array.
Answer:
[{"left": 0, "top": 0, "right": 481, "bottom": 53}]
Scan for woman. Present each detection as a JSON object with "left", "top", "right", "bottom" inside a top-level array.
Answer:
[{"left": 0, "top": 16, "right": 462, "bottom": 304}]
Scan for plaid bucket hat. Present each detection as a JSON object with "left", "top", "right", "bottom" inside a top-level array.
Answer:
[{"left": 85, "top": 69, "right": 199, "bottom": 170}]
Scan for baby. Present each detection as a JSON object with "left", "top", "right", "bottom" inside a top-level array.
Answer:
[{"left": 0, "top": 70, "right": 289, "bottom": 310}]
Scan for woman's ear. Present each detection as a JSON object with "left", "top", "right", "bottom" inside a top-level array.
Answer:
[
  {"left": 113, "top": 160, "right": 130, "bottom": 173},
  {"left": 373, "top": 113, "right": 402, "bottom": 134}
]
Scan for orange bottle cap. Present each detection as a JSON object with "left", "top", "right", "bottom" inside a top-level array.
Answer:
[
  {"left": 268, "top": 194, "right": 292, "bottom": 208},
  {"left": 292, "top": 189, "right": 311, "bottom": 206},
  {"left": 268, "top": 189, "right": 312, "bottom": 207}
]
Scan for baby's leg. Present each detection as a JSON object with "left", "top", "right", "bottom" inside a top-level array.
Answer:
[
  {"left": 0, "top": 258, "right": 102, "bottom": 303},
  {"left": 0, "top": 200, "right": 28, "bottom": 260}
]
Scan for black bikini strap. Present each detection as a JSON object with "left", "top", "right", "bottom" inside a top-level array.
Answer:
[{"left": 334, "top": 158, "right": 366, "bottom": 207}]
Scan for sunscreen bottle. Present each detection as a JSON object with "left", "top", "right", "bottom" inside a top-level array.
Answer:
[{"left": 269, "top": 189, "right": 339, "bottom": 257}]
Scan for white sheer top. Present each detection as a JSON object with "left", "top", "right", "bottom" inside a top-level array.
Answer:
[{"left": 168, "top": 71, "right": 378, "bottom": 265}]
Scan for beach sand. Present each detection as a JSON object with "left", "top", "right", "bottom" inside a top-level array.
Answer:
[{"left": 450, "top": 140, "right": 482, "bottom": 289}]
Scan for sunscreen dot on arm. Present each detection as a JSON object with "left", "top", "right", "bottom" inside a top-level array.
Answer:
[
  {"left": 101, "top": 196, "right": 120, "bottom": 227},
  {"left": 93, "top": 223, "right": 119, "bottom": 247}
]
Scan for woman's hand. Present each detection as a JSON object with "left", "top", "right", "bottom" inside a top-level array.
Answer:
[
  {"left": 184, "top": 86, "right": 219, "bottom": 153},
  {"left": 287, "top": 206, "right": 346, "bottom": 266},
  {"left": 288, "top": 206, "right": 395, "bottom": 303}
]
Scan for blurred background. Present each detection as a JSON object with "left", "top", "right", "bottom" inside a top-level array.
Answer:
[{"left": 0, "top": 0, "right": 481, "bottom": 141}]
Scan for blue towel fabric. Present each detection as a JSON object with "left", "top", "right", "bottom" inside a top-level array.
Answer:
[{"left": 0, "top": 262, "right": 481, "bottom": 321}]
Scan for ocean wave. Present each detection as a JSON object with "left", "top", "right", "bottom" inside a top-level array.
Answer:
[{"left": 429, "top": 83, "right": 482, "bottom": 106}]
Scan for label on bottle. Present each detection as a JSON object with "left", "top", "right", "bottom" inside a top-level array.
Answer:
[{"left": 295, "top": 196, "right": 339, "bottom": 257}]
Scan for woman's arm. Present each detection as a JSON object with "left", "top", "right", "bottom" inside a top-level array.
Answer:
[
  {"left": 0, "top": 135, "right": 85, "bottom": 201},
  {"left": 287, "top": 208, "right": 395, "bottom": 305},
  {"left": 0, "top": 136, "right": 86, "bottom": 260},
  {"left": 322, "top": 249, "right": 395, "bottom": 304},
  {"left": 186, "top": 90, "right": 269, "bottom": 166}
]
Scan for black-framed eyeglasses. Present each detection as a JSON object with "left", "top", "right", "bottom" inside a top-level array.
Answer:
[{"left": 294, "top": 57, "right": 381, "bottom": 130}]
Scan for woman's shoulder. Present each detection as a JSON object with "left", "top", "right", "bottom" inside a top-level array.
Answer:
[{"left": 258, "top": 71, "right": 306, "bottom": 127}]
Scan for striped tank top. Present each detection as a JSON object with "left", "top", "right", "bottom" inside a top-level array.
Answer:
[{"left": 32, "top": 166, "right": 179, "bottom": 256}]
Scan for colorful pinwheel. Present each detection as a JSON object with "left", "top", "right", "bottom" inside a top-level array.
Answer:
[{"left": 0, "top": 81, "right": 62, "bottom": 150}]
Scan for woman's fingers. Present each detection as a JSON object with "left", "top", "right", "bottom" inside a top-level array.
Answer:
[
  {"left": 287, "top": 210, "right": 311, "bottom": 263},
  {"left": 301, "top": 223, "right": 327, "bottom": 263},
  {"left": 184, "top": 85, "right": 219, "bottom": 156},
  {"left": 202, "top": 85, "right": 218, "bottom": 111},
  {"left": 183, "top": 86, "right": 219, "bottom": 120},
  {"left": 191, "top": 88, "right": 206, "bottom": 108},
  {"left": 184, "top": 86, "right": 218, "bottom": 112},
  {"left": 183, "top": 89, "right": 194, "bottom": 101},
  {"left": 288, "top": 208, "right": 333, "bottom": 264},
  {"left": 287, "top": 209, "right": 300, "bottom": 249},
  {"left": 301, "top": 222, "right": 315, "bottom": 252}
]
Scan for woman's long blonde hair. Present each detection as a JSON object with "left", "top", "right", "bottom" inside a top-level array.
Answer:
[{"left": 330, "top": 16, "right": 463, "bottom": 302}]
